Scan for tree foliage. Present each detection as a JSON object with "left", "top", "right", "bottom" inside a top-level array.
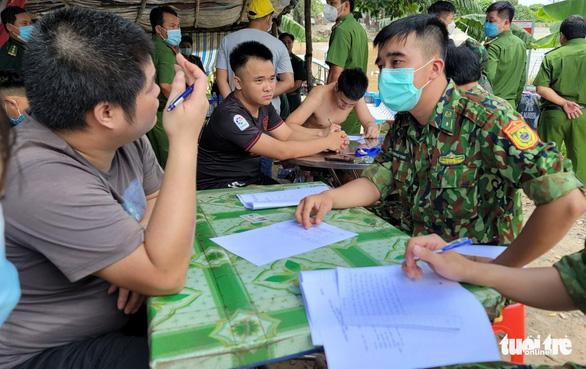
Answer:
[
  {"left": 355, "top": 0, "right": 482, "bottom": 19},
  {"left": 291, "top": 0, "right": 324, "bottom": 25}
]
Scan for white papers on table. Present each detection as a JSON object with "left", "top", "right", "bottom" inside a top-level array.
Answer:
[
  {"left": 456, "top": 245, "right": 507, "bottom": 260},
  {"left": 300, "top": 265, "right": 500, "bottom": 369},
  {"left": 210, "top": 219, "right": 357, "bottom": 266},
  {"left": 338, "top": 266, "right": 463, "bottom": 330},
  {"left": 236, "top": 185, "right": 329, "bottom": 210},
  {"left": 347, "top": 135, "right": 366, "bottom": 143}
]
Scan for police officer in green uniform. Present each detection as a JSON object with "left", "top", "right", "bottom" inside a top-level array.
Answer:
[
  {"left": 484, "top": 1, "right": 527, "bottom": 108},
  {"left": 279, "top": 32, "right": 306, "bottom": 113},
  {"left": 323, "top": 0, "right": 368, "bottom": 135},
  {"left": 148, "top": 6, "right": 181, "bottom": 168},
  {"left": 534, "top": 15, "right": 586, "bottom": 185},
  {"left": 295, "top": 15, "right": 586, "bottom": 269},
  {"left": 0, "top": 7, "right": 32, "bottom": 74}
]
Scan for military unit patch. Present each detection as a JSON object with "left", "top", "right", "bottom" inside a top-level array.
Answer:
[
  {"left": 438, "top": 151, "right": 466, "bottom": 166},
  {"left": 503, "top": 119, "right": 538, "bottom": 150}
]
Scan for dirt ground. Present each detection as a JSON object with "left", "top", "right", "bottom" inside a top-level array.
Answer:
[{"left": 266, "top": 192, "right": 586, "bottom": 368}]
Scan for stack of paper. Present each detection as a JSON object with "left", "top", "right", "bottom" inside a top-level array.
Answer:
[
  {"left": 236, "top": 185, "right": 329, "bottom": 210},
  {"left": 300, "top": 264, "right": 500, "bottom": 369}
]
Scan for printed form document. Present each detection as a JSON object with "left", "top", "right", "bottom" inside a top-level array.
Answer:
[
  {"left": 236, "top": 185, "right": 329, "bottom": 210},
  {"left": 300, "top": 265, "right": 500, "bottom": 369},
  {"left": 211, "top": 220, "right": 357, "bottom": 266}
]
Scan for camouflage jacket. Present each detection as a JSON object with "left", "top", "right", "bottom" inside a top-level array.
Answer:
[
  {"left": 554, "top": 242, "right": 586, "bottom": 314},
  {"left": 362, "top": 81, "right": 583, "bottom": 244}
]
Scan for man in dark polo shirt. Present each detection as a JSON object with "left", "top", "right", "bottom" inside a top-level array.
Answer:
[{"left": 197, "top": 41, "right": 348, "bottom": 189}]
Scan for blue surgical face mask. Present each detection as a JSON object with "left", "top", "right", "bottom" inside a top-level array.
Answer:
[
  {"left": 16, "top": 25, "right": 32, "bottom": 43},
  {"left": 0, "top": 205, "right": 21, "bottom": 328},
  {"left": 5, "top": 101, "right": 24, "bottom": 125},
  {"left": 378, "top": 58, "right": 435, "bottom": 112},
  {"left": 163, "top": 28, "right": 181, "bottom": 47},
  {"left": 484, "top": 22, "right": 499, "bottom": 38}
]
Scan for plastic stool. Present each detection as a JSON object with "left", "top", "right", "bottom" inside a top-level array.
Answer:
[{"left": 492, "top": 303, "right": 525, "bottom": 364}]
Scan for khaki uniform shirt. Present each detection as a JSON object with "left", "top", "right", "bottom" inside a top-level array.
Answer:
[
  {"left": 533, "top": 38, "right": 586, "bottom": 109},
  {"left": 485, "top": 30, "right": 527, "bottom": 107},
  {"left": 326, "top": 14, "right": 368, "bottom": 134}
]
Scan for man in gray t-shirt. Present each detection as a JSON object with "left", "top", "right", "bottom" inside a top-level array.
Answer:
[
  {"left": 215, "top": 0, "right": 293, "bottom": 115},
  {"left": 0, "top": 8, "right": 208, "bottom": 369}
]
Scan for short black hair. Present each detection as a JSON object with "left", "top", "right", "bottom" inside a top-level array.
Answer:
[
  {"left": 0, "top": 70, "right": 25, "bottom": 97},
  {"left": 486, "top": 1, "right": 515, "bottom": 23},
  {"left": 150, "top": 6, "right": 178, "bottom": 34},
  {"left": 337, "top": 68, "right": 368, "bottom": 101},
  {"left": 24, "top": 8, "right": 154, "bottom": 131},
  {"left": 445, "top": 42, "right": 481, "bottom": 85},
  {"left": 1, "top": 6, "right": 27, "bottom": 33},
  {"left": 560, "top": 14, "right": 586, "bottom": 40},
  {"left": 229, "top": 41, "right": 273, "bottom": 77},
  {"left": 428, "top": 1, "right": 456, "bottom": 17},
  {"left": 278, "top": 32, "right": 294, "bottom": 42},
  {"left": 374, "top": 14, "right": 449, "bottom": 62},
  {"left": 181, "top": 35, "right": 193, "bottom": 45}
]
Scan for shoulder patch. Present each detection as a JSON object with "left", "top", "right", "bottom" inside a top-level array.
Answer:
[
  {"left": 503, "top": 119, "right": 539, "bottom": 150},
  {"left": 233, "top": 114, "right": 250, "bottom": 131}
]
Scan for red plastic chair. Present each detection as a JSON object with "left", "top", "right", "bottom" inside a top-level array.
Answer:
[{"left": 492, "top": 303, "right": 525, "bottom": 364}]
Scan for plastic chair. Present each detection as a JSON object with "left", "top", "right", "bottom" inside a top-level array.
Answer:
[{"left": 492, "top": 303, "right": 525, "bottom": 364}]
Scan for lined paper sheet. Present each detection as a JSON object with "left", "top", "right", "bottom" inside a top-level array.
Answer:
[
  {"left": 300, "top": 267, "right": 500, "bottom": 369},
  {"left": 236, "top": 186, "right": 329, "bottom": 210},
  {"left": 211, "top": 220, "right": 357, "bottom": 266},
  {"left": 337, "top": 266, "right": 463, "bottom": 330}
]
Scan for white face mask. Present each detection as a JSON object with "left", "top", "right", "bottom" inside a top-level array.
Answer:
[
  {"left": 323, "top": 3, "right": 343, "bottom": 23},
  {"left": 447, "top": 21, "right": 456, "bottom": 35}
]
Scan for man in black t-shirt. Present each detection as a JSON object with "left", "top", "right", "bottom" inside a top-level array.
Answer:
[{"left": 197, "top": 41, "right": 348, "bottom": 189}]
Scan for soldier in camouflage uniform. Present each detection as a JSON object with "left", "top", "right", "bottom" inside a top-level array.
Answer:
[
  {"left": 403, "top": 235, "right": 586, "bottom": 369},
  {"left": 295, "top": 14, "right": 586, "bottom": 268}
]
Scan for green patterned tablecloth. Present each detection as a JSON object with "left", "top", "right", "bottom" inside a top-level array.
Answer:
[{"left": 148, "top": 182, "right": 503, "bottom": 369}]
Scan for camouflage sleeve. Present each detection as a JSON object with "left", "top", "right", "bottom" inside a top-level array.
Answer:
[
  {"left": 465, "top": 37, "right": 489, "bottom": 70},
  {"left": 479, "top": 106, "right": 583, "bottom": 205},
  {"left": 554, "top": 246, "right": 586, "bottom": 314},
  {"left": 361, "top": 133, "right": 396, "bottom": 200}
]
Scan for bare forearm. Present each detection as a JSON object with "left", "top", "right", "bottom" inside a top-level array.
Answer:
[
  {"left": 286, "top": 80, "right": 303, "bottom": 93},
  {"left": 286, "top": 122, "right": 325, "bottom": 138},
  {"left": 274, "top": 79, "right": 294, "bottom": 96},
  {"left": 144, "top": 142, "right": 198, "bottom": 275},
  {"left": 271, "top": 138, "right": 333, "bottom": 160},
  {"left": 466, "top": 263, "right": 575, "bottom": 311},
  {"left": 160, "top": 83, "right": 172, "bottom": 99},
  {"left": 328, "top": 178, "right": 381, "bottom": 209},
  {"left": 494, "top": 188, "right": 586, "bottom": 267},
  {"left": 536, "top": 86, "right": 566, "bottom": 106}
]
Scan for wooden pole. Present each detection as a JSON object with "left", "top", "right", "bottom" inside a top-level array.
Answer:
[{"left": 304, "top": 0, "right": 313, "bottom": 91}]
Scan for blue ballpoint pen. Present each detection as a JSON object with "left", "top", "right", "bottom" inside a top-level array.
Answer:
[
  {"left": 400, "top": 237, "right": 472, "bottom": 262},
  {"left": 167, "top": 84, "right": 194, "bottom": 112}
]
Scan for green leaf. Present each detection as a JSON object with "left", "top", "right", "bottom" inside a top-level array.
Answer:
[
  {"left": 281, "top": 16, "right": 306, "bottom": 42},
  {"left": 531, "top": 32, "right": 560, "bottom": 49},
  {"left": 535, "top": 7, "right": 557, "bottom": 22},
  {"left": 285, "top": 260, "right": 302, "bottom": 273},
  {"left": 549, "top": 21, "right": 562, "bottom": 34},
  {"left": 539, "top": 0, "right": 586, "bottom": 22},
  {"left": 456, "top": 14, "right": 488, "bottom": 43},
  {"left": 265, "top": 274, "right": 297, "bottom": 283}
]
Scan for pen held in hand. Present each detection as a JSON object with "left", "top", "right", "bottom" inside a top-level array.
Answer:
[
  {"left": 167, "top": 84, "right": 194, "bottom": 112},
  {"left": 399, "top": 237, "right": 472, "bottom": 263}
]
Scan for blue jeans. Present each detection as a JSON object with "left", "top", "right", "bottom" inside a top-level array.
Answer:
[{"left": 260, "top": 156, "right": 273, "bottom": 178}]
